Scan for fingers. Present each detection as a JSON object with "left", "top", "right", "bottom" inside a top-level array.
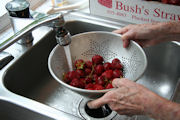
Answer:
[
  {"left": 113, "top": 24, "right": 155, "bottom": 48},
  {"left": 113, "top": 24, "right": 134, "bottom": 34},
  {"left": 113, "top": 27, "right": 129, "bottom": 34},
  {"left": 122, "top": 39, "right": 130, "bottom": 48},
  {"left": 112, "top": 78, "right": 121, "bottom": 88},
  {"left": 87, "top": 78, "right": 130, "bottom": 109},
  {"left": 113, "top": 26, "right": 134, "bottom": 48},
  {"left": 87, "top": 95, "right": 109, "bottom": 109},
  {"left": 122, "top": 29, "right": 137, "bottom": 47},
  {"left": 112, "top": 78, "right": 129, "bottom": 88},
  {"left": 114, "top": 29, "right": 136, "bottom": 48}
]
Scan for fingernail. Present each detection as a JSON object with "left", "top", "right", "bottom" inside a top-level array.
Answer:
[
  {"left": 123, "top": 41, "right": 127, "bottom": 48},
  {"left": 87, "top": 102, "right": 93, "bottom": 109},
  {"left": 87, "top": 101, "right": 99, "bottom": 109}
]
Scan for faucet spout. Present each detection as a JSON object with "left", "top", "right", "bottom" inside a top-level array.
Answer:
[
  {"left": 0, "top": 13, "right": 67, "bottom": 52},
  {"left": 55, "top": 27, "right": 71, "bottom": 46}
]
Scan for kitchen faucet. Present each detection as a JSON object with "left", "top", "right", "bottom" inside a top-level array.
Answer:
[{"left": 0, "top": 13, "right": 71, "bottom": 52}]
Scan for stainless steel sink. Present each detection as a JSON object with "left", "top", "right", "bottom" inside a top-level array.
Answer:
[
  {"left": 0, "top": 11, "right": 179, "bottom": 120},
  {"left": 0, "top": 99, "right": 54, "bottom": 120},
  {"left": 137, "top": 42, "right": 180, "bottom": 99}
]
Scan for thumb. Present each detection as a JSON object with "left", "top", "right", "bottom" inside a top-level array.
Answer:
[{"left": 87, "top": 95, "right": 109, "bottom": 109}]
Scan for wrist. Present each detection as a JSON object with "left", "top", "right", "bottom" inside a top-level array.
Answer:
[
  {"left": 165, "top": 21, "right": 180, "bottom": 34},
  {"left": 142, "top": 91, "right": 167, "bottom": 117},
  {"left": 143, "top": 92, "right": 180, "bottom": 120},
  {"left": 153, "top": 21, "right": 180, "bottom": 42},
  {"left": 165, "top": 21, "right": 180, "bottom": 42}
]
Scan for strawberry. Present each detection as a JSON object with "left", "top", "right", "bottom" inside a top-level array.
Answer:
[
  {"left": 70, "top": 78, "right": 81, "bottom": 87},
  {"left": 92, "top": 74, "right": 98, "bottom": 81},
  {"left": 112, "top": 58, "right": 121, "bottom": 64},
  {"left": 85, "top": 77, "right": 92, "bottom": 84},
  {"left": 112, "top": 58, "right": 123, "bottom": 70},
  {"left": 86, "top": 88, "right": 94, "bottom": 90},
  {"left": 102, "top": 70, "right": 113, "bottom": 80},
  {"left": 63, "top": 72, "right": 71, "bottom": 83},
  {"left": 93, "top": 84, "right": 104, "bottom": 90},
  {"left": 68, "top": 71, "right": 80, "bottom": 80},
  {"left": 106, "top": 83, "right": 113, "bottom": 89},
  {"left": 103, "top": 62, "right": 112, "bottom": 70},
  {"left": 85, "top": 68, "right": 92, "bottom": 75},
  {"left": 74, "top": 59, "right": 85, "bottom": 69},
  {"left": 96, "top": 76, "right": 105, "bottom": 86},
  {"left": 76, "top": 69, "right": 85, "bottom": 77},
  {"left": 85, "top": 83, "right": 94, "bottom": 89},
  {"left": 94, "top": 64, "right": 104, "bottom": 75},
  {"left": 112, "top": 62, "right": 123, "bottom": 70},
  {"left": 79, "top": 78, "right": 86, "bottom": 88},
  {"left": 85, "top": 61, "right": 93, "bottom": 68},
  {"left": 92, "top": 55, "right": 104, "bottom": 65},
  {"left": 169, "top": 0, "right": 180, "bottom": 4},
  {"left": 113, "top": 69, "right": 123, "bottom": 78},
  {"left": 161, "top": 0, "right": 168, "bottom": 3}
]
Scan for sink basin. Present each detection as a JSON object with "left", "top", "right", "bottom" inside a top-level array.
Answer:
[
  {"left": 1, "top": 11, "right": 180, "bottom": 120},
  {"left": 0, "top": 99, "right": 53, "bottom": 120},
  {"left": 137, "top": 42, "right": 180, "bottom": 99}
]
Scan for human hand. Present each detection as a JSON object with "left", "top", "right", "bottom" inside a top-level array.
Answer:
[
  {"left": 114, "top": 22, "right": 180, "bottom": 48},
  {"left": 87, "top": 78, "right": 166, "bottom": 116}
]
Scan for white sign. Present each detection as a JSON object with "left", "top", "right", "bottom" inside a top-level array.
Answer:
[{"left": 90, "top": 0, "right": 180, "bottom": 24}]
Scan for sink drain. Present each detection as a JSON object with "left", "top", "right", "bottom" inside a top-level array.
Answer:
[{"left": 78, "top": 99, "right": 117, "bottom": 120}]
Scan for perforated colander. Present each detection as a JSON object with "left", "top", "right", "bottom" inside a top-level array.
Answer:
[{"left": 48, "top": 31, "right": 147, "bottom": 99}]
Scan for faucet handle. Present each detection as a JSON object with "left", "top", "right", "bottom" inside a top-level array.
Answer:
[{"left": 40, "top": 13, "right": 65, "bottom": 28}]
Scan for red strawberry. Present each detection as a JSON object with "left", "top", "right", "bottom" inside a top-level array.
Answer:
[
  {"left": 103, "top": 62, "right": 112, "bottom": 70},
  {"left": 106, "top": 83, "right": 113, "bottom": 89},
  {"left": 79, "top": 78, "right": 86, "bottom": 88},
  {"left": 96, "top": 76, "right": 105, "bottom": 86},
  {"left": 92, "top": 74, "right": 98, "bottom": 81},
  {"left": 85, "top": 83, "right": 94, "bottom": 89},
  {"left": 80, "top": 78, "right": 86, "bottom": 83},
  {"left": 93, "top": 84, "right": 104, "bottom": 90},
  {"left": 85, "top": 77, "right": 92, "bottom": 84},
  {"left": 68, "top": 71, "right": 80, "bottom": 80},
  {"left": 112, "top": 58, "right": 121, "bottom": 64},
  {"left": 161, "top": 0, "right": 168, "bottom": 3},
  {"left": 169, "top": 0, "right": 180, "bottom": 4},
  {"left": 74, "top": 59, "right": 85, "bottom": 69},
  {"left": 112, "top": 58, "right": 121, "bottom": 70},
  {"left": 112, "top": 62, "right": 123, "bottom": 70},
  {"left": 85, "top": 61, "right": 93, "bottom": 68},
  {"left": 76, "top": 69, "right": 85, "bottom": 77},
  {"left": 86, "top": 88, "right": 94, "bottom": 90},
  {"left": 94, "top": 65, "right": 104, "bottom": 75},
  {"left": 113, "top": 69, "right": 123, "bottom": 78},
  {"left": 63, "top": 72, "right": 71, "bottom": 83},
  {"left": 70, "top": 78, "right": 81, "bottom": 88},
  {"left": 92, "top": 55, "right": 104, "bottom": 65},
  {"left": 85, "top": 68, "right": 92, "bottom": 75},
  {"left": 102, "top": 70, "right": 113, "bottom": 80}
]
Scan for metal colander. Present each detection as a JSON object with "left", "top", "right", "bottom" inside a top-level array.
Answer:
[{"left": 48, "top": 31, "right": 147, "bottom": 99}]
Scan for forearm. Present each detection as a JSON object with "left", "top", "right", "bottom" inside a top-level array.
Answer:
[
  {"left": 144, "top": 93, "right": 180, "bottom": 120},
  {"left": 156, "top": 21, "right": 180, "bottom": 42},
  {"left": 160, "top": 101, "right": 180, "bottom": 120}
]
